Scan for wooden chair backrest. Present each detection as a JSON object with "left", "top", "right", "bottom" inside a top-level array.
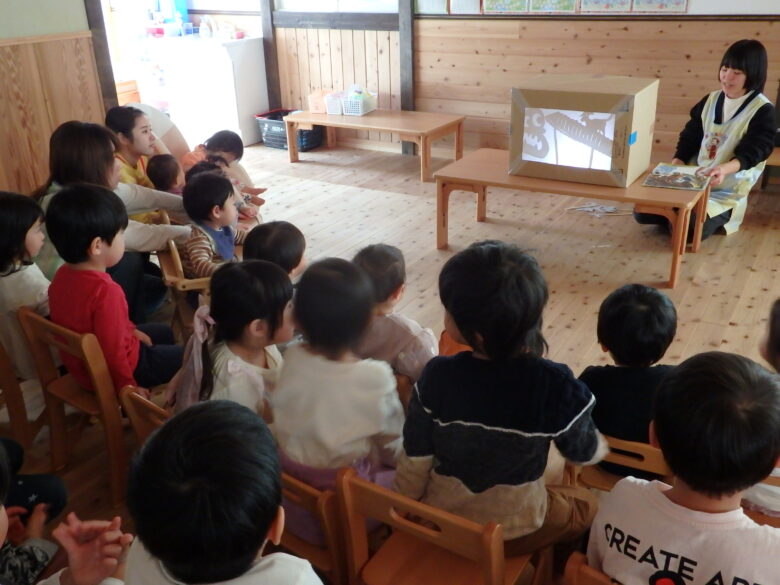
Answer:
[
  {"left": 563, "top": 552, "right": 614, "bottom": 585},
  {"left": 0, "top": 340, "right": 39, "bottom": 448},
  {"left": 119, "top": 386, "right": 170, "bottom": 444},
  {"left": 337, "top": 468, "right": 505, "bottom": 585},
  {"left": 601, "top": 436, "right": 672, "bottom": 476},
  {"left": 17, "top": 307, "right": 116, "bottom": 414}
]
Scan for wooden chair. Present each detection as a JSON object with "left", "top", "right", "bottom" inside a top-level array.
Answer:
[
  {"left": 280, "top": 472, "right": 345, "bottom": 585},
  {"left": 157, "top": 239, "right": 210, "bottom": 340},
  {"left": 0, "top": 340, "right": 47, "bottom": 449},
  {"left": 17, "top": 307, "right": 128, "bottom": 505},
  {"left": 577, "top": 436, "right": 672, "bottom": 492},
  {"left": 743, "top": 473, "right": 780, "bottom": 528},
  {"left": 563, "top": 552, "right": 613, "bottom": 585},
  {"left": 119, "top": 386, "right": 170, "bottom": 445},
  {"left": 337, "top": 468, "right": 550, "bottom": 585}
]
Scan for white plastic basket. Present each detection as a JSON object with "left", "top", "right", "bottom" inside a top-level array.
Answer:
[
  {"left": 325, "top": 92, "right": 344, "bottom": 115},
  {"left": 341, "top": 91, "right": 377, "bottom": 116}
]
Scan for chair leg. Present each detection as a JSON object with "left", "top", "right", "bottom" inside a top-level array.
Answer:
[
  {"left": 46, "top": 397, "right": 69, "bottom": 471},
  {"left": 101, "top": 412, "right": 129, "bottom": 506}
]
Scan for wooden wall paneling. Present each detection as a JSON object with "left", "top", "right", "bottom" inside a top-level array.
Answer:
[
  {"left": 286, "top": 28, "right": 303, "bottom": 109},
  {"left": 34, "top": 36, "right": 105, "bottom": 126},
  {"left": 295, "top": 29, "right": 311, "bottom": 111},
  {"left": 415, "top": 19, "right": 780, "bottom": 161},
  {"left": 364, "top": 30, "right": 380, "bottom": 143},
  {"left": 0, "top": 43, "right": 51, "bottom": 193},
  {"left": 390, "top": 30, "right": 402, "bottom": 144},
  {"left": 339, "top": 29, "right": 357, "bottom": 141},
  {"left": 318, "top": 29, "right": 334, "bottom": 92},
  {"left": 377, "top": 31, "right": 392, "bottom": 142},
  {"left": 352, "top": 31, "right": 369, "bottom": 141},
  {"left": 330, "top": 29, "right": 345, "bottom": 95},
  {"left": 306, "top": 28, "right": 322, "bottom": 94},
  {"left": 276, "top": 28, "right": 292, "bottom": 111},
  {"left": 259, "top": 0, "right": 282, "bottom": 110}
]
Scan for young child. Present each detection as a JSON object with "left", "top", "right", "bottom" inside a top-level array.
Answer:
[
  {"left": 206, "top": 154, "right": 265, "bottom": 209},
  {"left": 578, "top": 284, "right": 677, "bottom": 478},
  {"left": 146, "top": 154, "right": 185, "bottom": 195},
  {"left": 185, "top": 161, "right": 260, "bottom": 222},
  {"left": 587, "top": 351, "right": 780, "bottom": 584},
  {"left": 180, "top": 172, "right": 247, "bottom": 279},
  {"left": 167, "top": 260, "right": 294, "bottom": 416},
  {"left": 0, "top": 443, "right": 133, "bottom": 585},
  {"left": 105, "top": 106, "right": 168, "bottom": 189},
  {"left": 352, "top": 244, "right": 436, "bottom": 384},
  {"left": 0, "top": 193, "right": 49, "bottom": 381},
  {"left": 272, "top": 258, "right": 405, "bottom": 475},
  {"left": 394, "top": 240, "right": 604, "bottom": 556},
  {"left": 244, "top": 221, "right": 306, "bottom": 278},
  {"left": 46, "top": 184, "right": 183, "bottom": 393},
  {"left": 180, "top": 130, "right": 266, "bottom": 199},
  {"left": 125, "top": 400, "right": 323, "bottom": 585},
  {"left": 742, "top": 298, "right": 780, "bottom": 516}
]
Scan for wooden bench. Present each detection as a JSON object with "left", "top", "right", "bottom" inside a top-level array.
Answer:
[
  {"left": 435, "top": 148, "right": 710, "bottom": 288},
  {"left": 284, "top": 110, "right": 465, "bottom": 182}
]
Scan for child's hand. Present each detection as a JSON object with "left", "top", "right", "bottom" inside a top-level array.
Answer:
[
  {"left": 5, "top": 506, "right": 28, "bottom": 545},
  {"left": 53, "top": 513, "right": 134, "bottom": 585},
  {"left": 24, "top": 503, "right": 48, "bottom": 540},
  {"left": 249, "top": 195, "right": 266, "bottom": 207},
  {"left": 239, "top": 204, "right": 259, "bottom": 219},
  {"left": 133, "top": 329, "right": 153, "bottom": 347}
]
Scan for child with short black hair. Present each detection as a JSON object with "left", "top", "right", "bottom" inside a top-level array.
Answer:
[
  {"left": 272, "top": 258, "right": 404, "bottom": 481},
  {"left": 146, "top": 154, "right": 184, "bottom": 194},
  {"left": 742, "top": 298, "right": 780, "bottom": 516},
  {"left": 126, "top": 400, "right": 322, "bottom": 584},
  {"left": 588, "top": 351, "right": 780, "bottom": 584},
  {"left": 0, "top": 193, "right": 49, "bottom": 381},
  {"left": 244, "top": 221, "right": 306, "bottom": 278},
  {"left": 167, "top": 261, "right": 294, "bottom": 416},
  {"left": 181, "top": 172, "right": 247, "bottom": 278},
  {"left": 395, "top": 240, "right": 604, "bottom": 555},
  {"left": 46, "top": 184, "right": 183, "bottom": 393},
  {"left": 352, "top": 244, "right": 436, "bottom": 383},
  {"left": 578, "top": 284, "right": 677, "bottom": 477}
]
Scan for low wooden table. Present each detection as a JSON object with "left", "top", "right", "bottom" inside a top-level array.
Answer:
[
  {"left": 435, "top": 148, "right": 710, "bottom": 288},
  {"left": 284, "top": 109, "right": 465, "bottom": 181}
]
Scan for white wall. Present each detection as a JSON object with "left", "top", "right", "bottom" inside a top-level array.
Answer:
[
  {"left": 0, "top": 0, "right": 88, "bottom": 39},
  {"left": 688, "top": 0, "right": 780, "bottom": 14}
]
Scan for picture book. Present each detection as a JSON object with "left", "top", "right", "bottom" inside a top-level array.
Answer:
[{"left": 642, "top": 163, "right": 710, "bottom": 190}]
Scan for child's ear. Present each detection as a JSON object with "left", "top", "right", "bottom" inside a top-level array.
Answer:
[
  {"left": 211, "top": 204, "right": 223, "bottom": 220},
  {"left": 248, "top": 318, "right": 269, "bottom": 340},
  {"left": 648, "top": 421, "right": 660, "bottom": 448},
  {"left": 390, "top": 283, "right": 406, "bottom": 303},
  {"left": 599, "top": 343, "right": 609, "bottom": 353},
  {"left": 87, "top": 236, "right": 103, "bottom": 258},
  {"left": 267, "top": 506, "right": 285, "bottom": 546}
]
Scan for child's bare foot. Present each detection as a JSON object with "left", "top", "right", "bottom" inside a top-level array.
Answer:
[{"left": 243, "top": 186, "right": 267, "bottom": 196}]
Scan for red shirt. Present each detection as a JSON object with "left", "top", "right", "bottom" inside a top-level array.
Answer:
[{"left": 48, "top": 265, "right": 140, "bottom": 392}]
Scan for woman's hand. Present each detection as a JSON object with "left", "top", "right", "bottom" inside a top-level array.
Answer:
[{"left": 699, "top": 159, "right": 741, "bottom": 187}]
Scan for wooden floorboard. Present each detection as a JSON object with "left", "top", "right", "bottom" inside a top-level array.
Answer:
[{"left": 8, "top": 142, "right": 780, "bottom": 534}]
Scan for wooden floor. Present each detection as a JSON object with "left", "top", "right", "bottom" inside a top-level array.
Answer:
[{"left": 9, "top": 143, "right": 780, "bottom": 534}]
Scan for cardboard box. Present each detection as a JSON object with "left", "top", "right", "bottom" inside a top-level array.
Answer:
[{"left": 509, "top": 74, "right": 659, "bottom": 188}]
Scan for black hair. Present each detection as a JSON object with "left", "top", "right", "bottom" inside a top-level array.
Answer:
[
  {"left": 45, "top": 184, "right": 128, "bottom": 264},
  {"left": 105, "top": 106, "right": 146, "bottom": 141},
  {"left": 184, "top": 161, "right": 224, "bottom": 185},
  {"left": 597, "top": 284, "right": 677, "bottom": 367},
  {"left": 654, "top": 351, "right": 780, "bottom": 498},
  {"left": 720, "top": 39, "right": 768, "bottom": 93},
  {"left": 127, "top": 400, "right": 281, "bottom": 584},
  {"left": 204, "top": 130, "right": 244, "bottom": 161},
  {"left": 766, "top": 299, "right": 780, "bottom": 372},
  {"left": 200, "top": 261, "right": 293, "bottom": 401},
  {"left": 182, "top": 172, "right": 234, "bottom": 223},
  {"left": 352, "top": 244, "right": 406, "bottom": 304},
  {"left": 0, "top": 192, "right": 45, "bottom": 275},
  {"left": 205, "top": 154, "right": 230, "bottom": 168},
  {"left": 33, "top": 121, "right": 119, "bottom": 199},
  {"left": 295, "top": 258, "right": 374, "bottom": 357},
  {"left": 146, "top": 154, "right": 181, "bottom": 192},
  {"left": 244, "top": 221, "right": 306, "bottom": 275},
  {"left": 439, "top": 240, "right": 548, "bottom": 360}
]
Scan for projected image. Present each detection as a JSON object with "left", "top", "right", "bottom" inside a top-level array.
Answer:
[{"left": 522, "top": 108, "right": 615, "bottom": 170}]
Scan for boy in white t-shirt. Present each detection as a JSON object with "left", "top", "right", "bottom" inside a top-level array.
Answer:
[
  {"left": 587, "top": 351, "right": 780, "bottom": 585},
  {"left": 125, "top": 401, "right": 322, "bottom": 585}
]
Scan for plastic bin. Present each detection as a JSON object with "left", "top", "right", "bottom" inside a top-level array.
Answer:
[
  {"left": 341, "top": 91, "right": 377, "bottom": 116},
  {"left": 255, "top": 109, "right": 323, "bottom": 151},
  {"left": 325, "top": 92, "right": 344, "bottom": 115}
]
